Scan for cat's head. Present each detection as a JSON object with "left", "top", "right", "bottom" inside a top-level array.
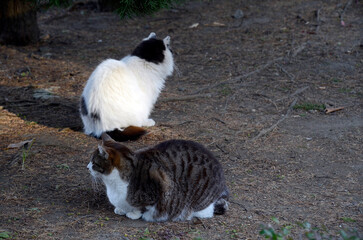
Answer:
[
  {"left": 131, "top": 32, "right": 174, "bottom": 76},
  {"left": 87, "top": 133, "right": 134, "bottom": 179}
]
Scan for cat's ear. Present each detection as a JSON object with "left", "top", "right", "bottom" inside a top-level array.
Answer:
[
  {"left": 98, "top": 144, "right": 109, "bottom": 159},
  {"left": 163, "top": 36, "right": 171, "bottom": 45},
  {"left": 101, "top": 133, "right": 114, "bottom": 143},
  {"left": 144, "top": 32, "right": 156, "bottom": 40}
]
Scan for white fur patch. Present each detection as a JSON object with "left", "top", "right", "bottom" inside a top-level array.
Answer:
[
  {"left": 126, "top": 209, "right": 142, "bottom": 220},
  {"left": 189, "top": 203, "right": 214, "bottom": 220},
  {"left": 99, "top": 168, "right": 136, "bottom": 214},
  {"left": 80, "top": 38, "right": 174, "bottom": 137},
  {"left": 142, "top": 205, "right": 168, "bottom": 222}
]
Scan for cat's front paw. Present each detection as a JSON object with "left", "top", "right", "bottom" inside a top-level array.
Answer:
[
  {"left": 114, "top": 208, "right": 126, "bottom": 215},
  {"left": 144, "top": 119, "right": 155, "bottom": 127},
  {"left": 126, "top": 210, "right": 142, "bottom": 220}
]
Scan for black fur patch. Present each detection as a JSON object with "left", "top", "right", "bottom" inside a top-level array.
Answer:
[
  {"left": 80, "top": 97, "right": 88, "bottom": 116},
  {"left": 91, "top": 112, "right": 100, "bottom": 121},
  {"left": 214, "top": 202, "right": 227, "bottom": 215},
  {"left": 106, "top": 127, "right": 146, "bottom": 142},
  {"left": 131, "top": 38, "right": 166, "bottom": 64}
]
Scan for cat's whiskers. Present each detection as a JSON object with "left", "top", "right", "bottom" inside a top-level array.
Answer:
[
  {"left": 173, "top": 63, "right": 181, "bottom": 77},
  {"left": 90, "top": 175, "right": 102, "bottom": 192}
]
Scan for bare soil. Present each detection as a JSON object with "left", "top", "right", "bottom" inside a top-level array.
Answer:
[{"left": 0, "top": 0, "right": 362, "bottom": 239}]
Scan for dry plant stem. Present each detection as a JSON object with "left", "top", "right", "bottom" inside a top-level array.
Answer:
[
  {"left": 316, "top": 8, "right": 321, "bottom": 32},
  {"left": 290, "top": 43, "right": 307, "bottom": 58},
  {"left": 230, "top": 200, "right": 248, "bottom": 212},
  {"left": 250, "top": 98, "right": 298, "bottom": 142},
  {"left": 340, "top": 0, "right": 353, "bottom": 23},
  {"left": 275, "top": 63, "right": 295, "bottom": 82},
  {"left": 192, "top": 57, "right": 284, "bottom": 94},
  {"left": 276, "top": 86, "right": 309, "bottom": 102},
  {"left": 193, "top": 217, "right": 207, "bottom": 229},
  {"left": 160, "top": 93, "right": 212, "bottom": 102},
  {"left": 192, "top": 41, "right": 307, "bottom": 96}
]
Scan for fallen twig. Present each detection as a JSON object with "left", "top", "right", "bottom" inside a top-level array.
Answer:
[
  {"left": 211, "top": 117, "right": 226, "bottom": 124},
  {"left": 230, "top": 200, "right": 248, "bottom": 212},
  {"left": 7, "top": 139, "right": 35, "bottom": 149},
  {"left": 250, "top": 98, "right": 298, "bottom": 142},
  {"left": 193, "top": 57, "right": 283, "bottom": 94},
  {"left": 339, "top": 0, "right": 353, "bottom": 26},
  {"left": 158, "top": 121, "right": 194, "bottom": 128},
  {"left": 315, "top": 8, "right": 321, "bottom": 32},
  {"left": 275, "top": 63, "right": 295, "bottom": 82},
  {"left": 290, "top": 43, "right": 307, "bottom": 57},
  {"left": 276, "top": 86, "right": 309, "bottom": 102},
  {"left": 160, "top": 93, "right": 212, "bottom": 102}
]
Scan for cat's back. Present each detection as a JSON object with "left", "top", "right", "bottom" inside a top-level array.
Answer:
[
  {"left": 141, "top": 139, "right": 224, "bottom": 177},
  {"left": 89, "top": 58, "right": 129, "bottom": 82},
  {"left": 154, "top": 139, "right": 215, "bottom": 160}
]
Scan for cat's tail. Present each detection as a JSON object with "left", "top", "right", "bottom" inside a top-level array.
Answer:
[
  {"left": 214, "top": 191, "right": 229, "bottom": 215},
  {"left": 105, "top": 126, "right": 147, "bottom": 142}
]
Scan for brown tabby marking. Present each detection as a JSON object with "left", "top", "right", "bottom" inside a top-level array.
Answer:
[{"left": 89, "top": 133, "right": 229, "bottom": 221}]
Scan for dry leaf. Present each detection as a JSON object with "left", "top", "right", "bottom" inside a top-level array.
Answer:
[
  {"left": 188, "top": 23, "right": 199, "bottom": 29},
  {"left": 325, "top": 107, "right": 344, "bottom": 114},
  {"left": 212, "top": 21, "right": 226, "bottom": 27}
]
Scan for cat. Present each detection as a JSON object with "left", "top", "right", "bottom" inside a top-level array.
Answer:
[
  {"left": 87, "top": 133, "right": 229, "bottom": 222},
  {"left": 80, "top": 32, "right": 174, "bottom": 141}
]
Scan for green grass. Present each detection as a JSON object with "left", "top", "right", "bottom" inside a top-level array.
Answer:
[
  {"left": 0, "top": 232, "right": 11, "bottom": 239},
  {"left": 341, "top": 217, "right": 357, "bottom": 223},
  {"left": 293, "top": 103, "right": 325, "bottom": 111},
  {"left": 56, "top": 163, "right": 70, "bottom": 170},
  {"left": 22, "top": 139, "right": 35, "bottom": 170},
  {"left": 259, "top": 217, "right": 361, "bottom": 240},
  {"left": 116, "top": 0, "right": 184, "bottom": 19},
  {"left": 339, "top": 88, "right": 353, "bottom": 93},
  {"left": 331, "top": 78, "right": 341, "bottom": 83},
  {"left": 220, "top": 86, "right": 232, "bottom": 96}
]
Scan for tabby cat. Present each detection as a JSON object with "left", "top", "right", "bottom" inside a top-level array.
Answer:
[{"left": 87, "top": 133, "right": 229, "bottom": 221}]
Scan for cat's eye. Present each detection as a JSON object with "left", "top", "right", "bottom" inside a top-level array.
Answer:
[
  {"left": 93, "top": 162, "right": 101, "bottom": 167},
  {"left": 92, "top": 163, "right": 104, "bottom": 173}
]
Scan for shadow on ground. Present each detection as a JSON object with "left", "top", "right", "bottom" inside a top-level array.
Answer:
[{"left": 0, "top": 85, "right": 83, "bottom": 131}]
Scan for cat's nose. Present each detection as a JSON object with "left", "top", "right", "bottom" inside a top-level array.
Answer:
[
  {"left": 148, "top": 32, "right": 156, "bottom": 39},
  {"left": 87, "top": 162, "right": 92, "bottom": 170}
]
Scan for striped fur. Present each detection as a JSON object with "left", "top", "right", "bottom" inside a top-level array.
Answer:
[{"left": 87, "top": 133, "right": 229, "bottom": 222}]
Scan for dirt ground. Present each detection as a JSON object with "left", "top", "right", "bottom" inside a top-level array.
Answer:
[{"left": 0, "top": 0, "right": 362, "bottom": 239}]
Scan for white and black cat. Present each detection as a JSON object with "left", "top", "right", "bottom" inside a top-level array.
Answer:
[
  {"left": 87, "top": 133, "right": 229, "bottom": 222},
  {"left": 80, "top": 32, "right": 174, "bottom": 141}
]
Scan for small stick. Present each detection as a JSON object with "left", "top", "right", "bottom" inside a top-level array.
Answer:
[
  {"left": 291, "top": 43, "right": 307, "bottom": 57},
  {"left": 250, "top": 98, "right": 297, "bottom": 142},
  {"left": 192, "top": 57, "right": 283, "bottom": 94},
  {"left": 194, "top": 217, "right": 207, "bottom": 229},
  {"left": 230, "top": 200, "right": 248, "bottom": 212},
  {"left": 216, "top": 144, "right": 227, "bottom": 154},
  {"left": 315, "top": 8, "right": 321, "bottom": 32},
  {"left": 276, "top": 86, "right": 309, "bottom": 102},
  {"left": 211, "top": 117, "right": 226, "bottom": 124},
  {"left": 339, "top": 0, "right": 353, "bottom": 26},
  {"left": 160, "top": 93, "right": 212, "bottom": 102},
  {"left": 276, "top": 63, "right": 295, "bottom": 82}
]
